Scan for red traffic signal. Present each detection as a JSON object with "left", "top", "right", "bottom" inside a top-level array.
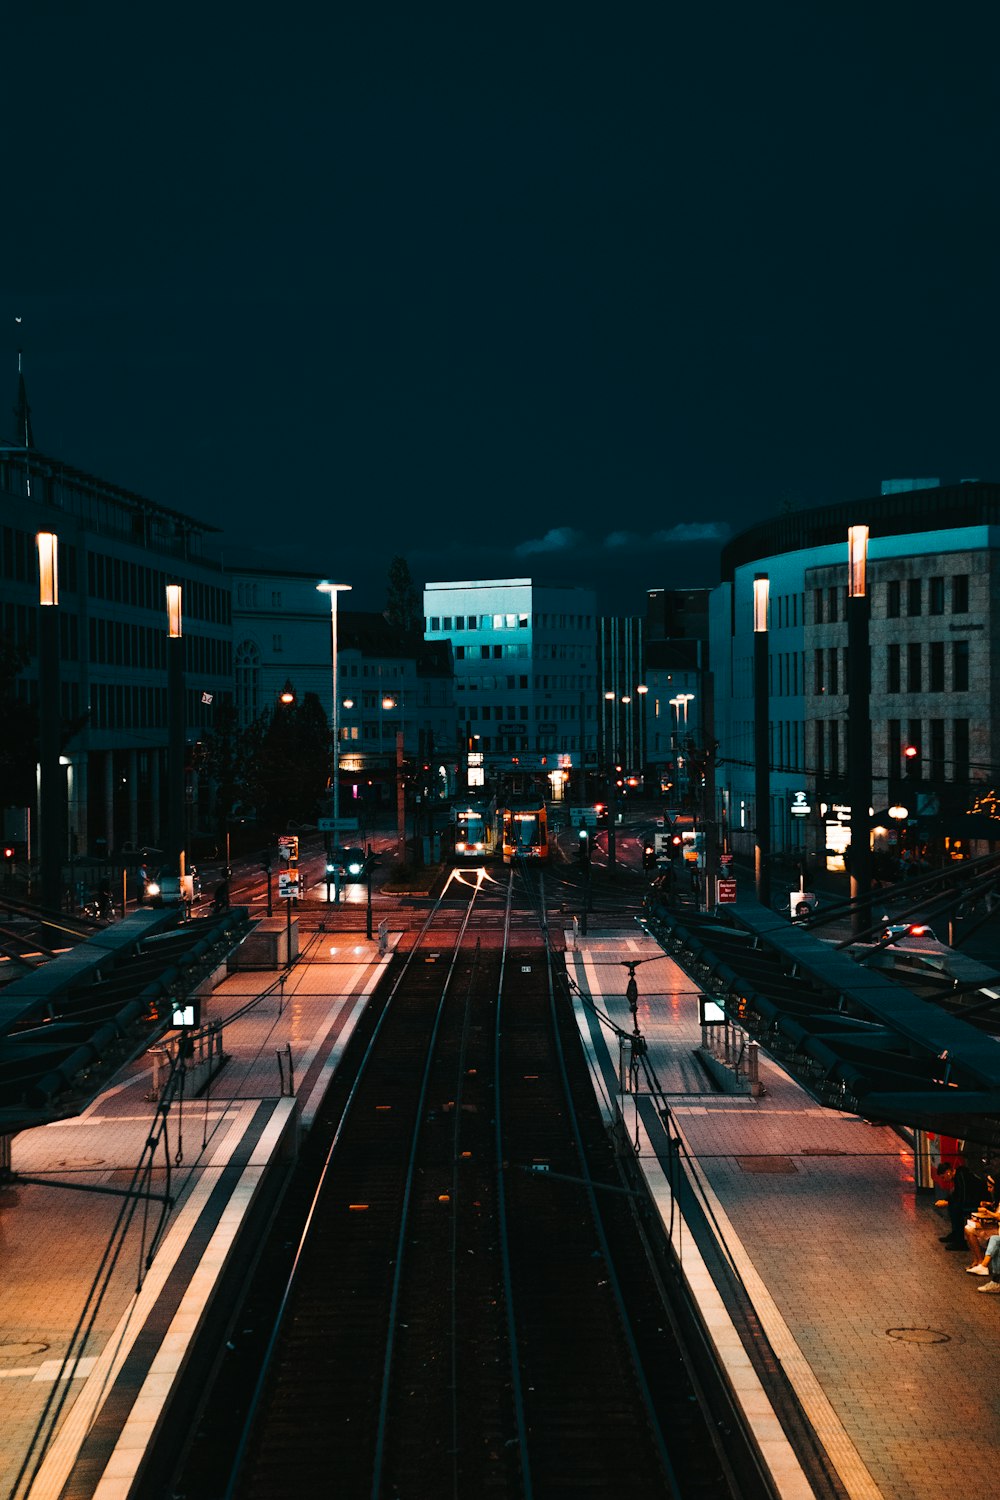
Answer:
[
  {"left": 3, "top": 846, "right": 13, "bottom": 860},
  {"left": 903, "top": 744, "right": 918, "bottom": 759}
]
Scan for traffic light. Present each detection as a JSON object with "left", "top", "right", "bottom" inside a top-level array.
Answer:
[
  {"left": 670, "top": 833, "right": 683, "bottom": 859},
  {"left": 642, "top": 842, "right": 656, "bottom": 870},
  {"left": 578, "top": 827, "right": 591, "bottom": 864},
  {"left": 3, "top": 845, "right": 13, "bottom": 862}
]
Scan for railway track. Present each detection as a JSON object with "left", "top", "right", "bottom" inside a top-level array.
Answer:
[{"left": 165, "top": 866, "right": 754, "bottom": 1500}]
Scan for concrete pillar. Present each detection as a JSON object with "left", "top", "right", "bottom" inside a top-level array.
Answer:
[
  {"left": 128, "top": 748, "right": 139, "bottom": 848},
  {"left": 151, "top": 750, "right": 162, "bottom": 847},
  {"left": 103, "top": 749, "right": 115, "bottom": 859}
]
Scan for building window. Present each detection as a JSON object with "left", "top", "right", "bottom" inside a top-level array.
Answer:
[
  {"left": 929, "top": 719, "right": 945, "bottom": 782},
  {"left": 887, "top": 643, "right": 900, "bottom": 693},
  {"left": 907, "top": 642, "right": 922, "bottom": 692},
  {"left": 953, "top": 640, "right": 969, "bottom": 691},
  {"left": 907, "top": 578, "right": 922, "bottom": 616},
  {"left": 888, "top": 718, "right": 901, "bottom": 780},
  {"left": 430, "top": 616, "right": 440, "bottom": 631},
  {"left": 273, "top": 633, "right": 283, "bottom": 652},
  {"left": 951, "top": 574, "right": 969, "bottom": 613},
  {"left": 886, "top": 579, "right": 900, "bottom": 618},
  {"left": 827, "top": 586, "right": 839, "bottom": 623},
  {"left": 813, "top": 589, "right": 824, "bottom": 624},
  {"left": 828, "top": 647, "right": 839, "bottom": 695},
  {"left": 443, "top": 616, "right": 453, "bottom": 630},
  {"left": 235, "top": 639, "right": 261, "bottom": 727},
  {"left": 929, "top": 577, "right": 944, "bottom": 615},
  {"left": 929, "top": 641, "right": 945, "bottom": 691},
  {"left": 953, "top": 719, "right": 969, "bottom": 782}
]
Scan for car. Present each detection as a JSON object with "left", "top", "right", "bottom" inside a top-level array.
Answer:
[
  {"left": 144, "top": 865, "right": 202, "bottom": 906},
  {"left": 343, "top": 847, "right": 367, "bottom": 877},
  {"left": 879, "top": 919, "right": 940, "bottom": 946}
]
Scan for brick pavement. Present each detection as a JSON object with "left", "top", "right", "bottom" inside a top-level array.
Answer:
[
  {"left": 567, "top": 926, "right": 1000, "bottom": 1500},
  {"left": 0, "top": 924, "right": 395, "bottom": 1500}
]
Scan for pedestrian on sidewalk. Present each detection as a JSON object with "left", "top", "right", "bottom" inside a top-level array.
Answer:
[{"left": 938, "top": 1153, "right": 987, "bottom": 1249}]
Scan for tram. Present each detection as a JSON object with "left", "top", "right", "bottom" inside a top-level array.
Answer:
[
  {"left": 498, "top": 797, "right": 549, "bottom": 864},
  {"left": 452, "top": 799, "right": 498, "bottom": 859}
]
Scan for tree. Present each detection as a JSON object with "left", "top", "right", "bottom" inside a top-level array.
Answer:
[
  {"left": 385, "top": 556, "right": 420, "bottom": 632},
  {"left": 243, "top": 691, "right": 331, "bottom": 831}
]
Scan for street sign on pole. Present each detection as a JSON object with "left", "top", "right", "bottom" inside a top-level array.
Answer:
[
  {"left": 278, "top": 869, "right": 300, "bottom": 899},
  {"left": 716, "top": 877, "right": 737, "bottom": 904},
  {"left": 568, "top": 806, "right": 598, "bottom": 828},
  {"left": 317, "top": 817, "right": 360, "bottom": 833}
]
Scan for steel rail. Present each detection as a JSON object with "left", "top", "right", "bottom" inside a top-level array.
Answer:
[
  {"left": 368, "top": 874, "right": 487, "bottom": 1498},
  {"left": 223, "top": 879, "right": 481, "bottom": 1500}
]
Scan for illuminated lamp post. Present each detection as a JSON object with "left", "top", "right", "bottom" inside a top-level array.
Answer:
[
  {"left": 316, "top": 581, "right": 352, "bottom": 861},
  {"left": 165, "top": 584, "right": 186, "bottom": 885},
  {"left": 847, "top": 525, "right": 872, "bottom": 936},
  {"left": 635, "top": 683, "right": 648, "bottom": 791},
  {"left": 752, "top": 574, "right": 770, "bottom": 907},
  {"left": 602, "top": 690, "right": 620, "bottom": 871},
  {"left": 37, "top": 532, "right": 62, "bottom": 911}
]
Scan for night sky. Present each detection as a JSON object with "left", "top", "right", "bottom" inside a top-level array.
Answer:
[{"left": 6, "top": 3, "right": 998, "bottom": 613}]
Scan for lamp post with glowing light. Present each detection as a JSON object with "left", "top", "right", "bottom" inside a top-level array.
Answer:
[
  {"left": 847, "top": 525, "right": 872, "bottom": 935},
  {"left": 166, "top": 584, "right": 186, "bottom": 883},
  {"left": 37, "top": 532, "right": 62, "bottom": 911},
  {"left": 753, "top": 575, "right": 770, "bottom": 907},
  {"left": 316, "top": 582, "right": 352, "bottom": 848}
]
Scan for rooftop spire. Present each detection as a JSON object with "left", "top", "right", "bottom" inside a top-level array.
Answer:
[{"left": 13, "top": 347, "right": 34, "bottom": 449}]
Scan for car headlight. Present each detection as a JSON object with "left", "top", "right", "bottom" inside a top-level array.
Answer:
[{"left": 146, "top": 881, "right": 161, "bottom": 897}]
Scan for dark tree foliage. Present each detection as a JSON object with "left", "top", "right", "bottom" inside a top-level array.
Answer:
[
  {"left": 385, "top": 555, "right": 420, "bottom": 632},
  {"left": 0, "top": 631, "right": 37, "bottom": 808},
  {"left": 193, "top": 700, "right": 248, "bottom": 846},
  {"left": 243, "top": 691, "right": 330, "bottom": 831}
]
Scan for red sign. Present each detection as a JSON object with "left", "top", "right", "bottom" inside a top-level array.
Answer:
[{"left": 716, "top": 878, "right": 737, "bottom": 903}]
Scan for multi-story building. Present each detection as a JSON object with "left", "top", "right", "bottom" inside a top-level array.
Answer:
[
  {"left": 423, "top": 578, "right": 598, "bottom": 797},
  {"left": 711, "top": 480, "right": 999, "bottom": 870},
  {"left": 230, "top": 577, "right": 456, "bottom": 812},
  {"left": 1, "top": 420, "right": 232, "bottom": 864}
]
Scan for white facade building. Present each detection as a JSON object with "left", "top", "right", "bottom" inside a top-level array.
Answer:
[{"left": 423, "top": 578, "right": 598, "bottom": 793}]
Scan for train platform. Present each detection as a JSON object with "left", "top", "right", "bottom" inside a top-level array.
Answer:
[
  {"left": 566, "top": 922, "right": 1000, "bottom": 1500},
  {"left": 0, "top": 924, "right": 396, "bottom": 1500}
]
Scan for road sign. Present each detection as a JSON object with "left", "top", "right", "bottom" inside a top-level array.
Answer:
[
  {"left": 716, "top": 878, "right": 737, "bottom": 903},
  {"left": 278, "top": 834, "right": 299, "bottom": 863},
  {"left": 278, "top": 870, "right": 300, "bottom": 898},
  {"left": 317, "top": 817, "right": 360, "bottom": 833},
  {"left": 569, "top": 806, "right": 598, "bottom": 828}
]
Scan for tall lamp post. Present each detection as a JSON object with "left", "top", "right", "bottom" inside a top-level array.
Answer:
[
  {"left": 635, "top": 683, "right": 648, "bottom": 792},
  {"left": 847, "top": 525, "right": 872, "bottom": 935},
  {"left": 37, "top": 532, "right": 62, "bottom": 911},
  {"left": 165, "top": 584, "right": 186, "bottom": 884},
  {"left": 317, "top": 581, "right": 352, "bottom": 853},
  {"left": 753, "top": 574, "right": 770, "bottom": 908}
]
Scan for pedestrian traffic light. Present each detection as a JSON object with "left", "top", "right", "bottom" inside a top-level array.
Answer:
[{"left": 578, "top": 827, "right": 590, "bottom": 863}]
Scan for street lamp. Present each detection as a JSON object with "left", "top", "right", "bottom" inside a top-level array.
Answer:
[
  {"left": 37, "top": 532, "right": 62, "bottom": 910},
  {"left": 317, "top": 581, "right": 352, "bottom": 850},
  {"left": 846, "top": 526, "right": 871, "bottom": 935},
  {"left": 753, "top": 574, "right": 770, "bottom": 908},
  {"left": 165, "top": 584, "right": 186, "bottom": 887}
]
